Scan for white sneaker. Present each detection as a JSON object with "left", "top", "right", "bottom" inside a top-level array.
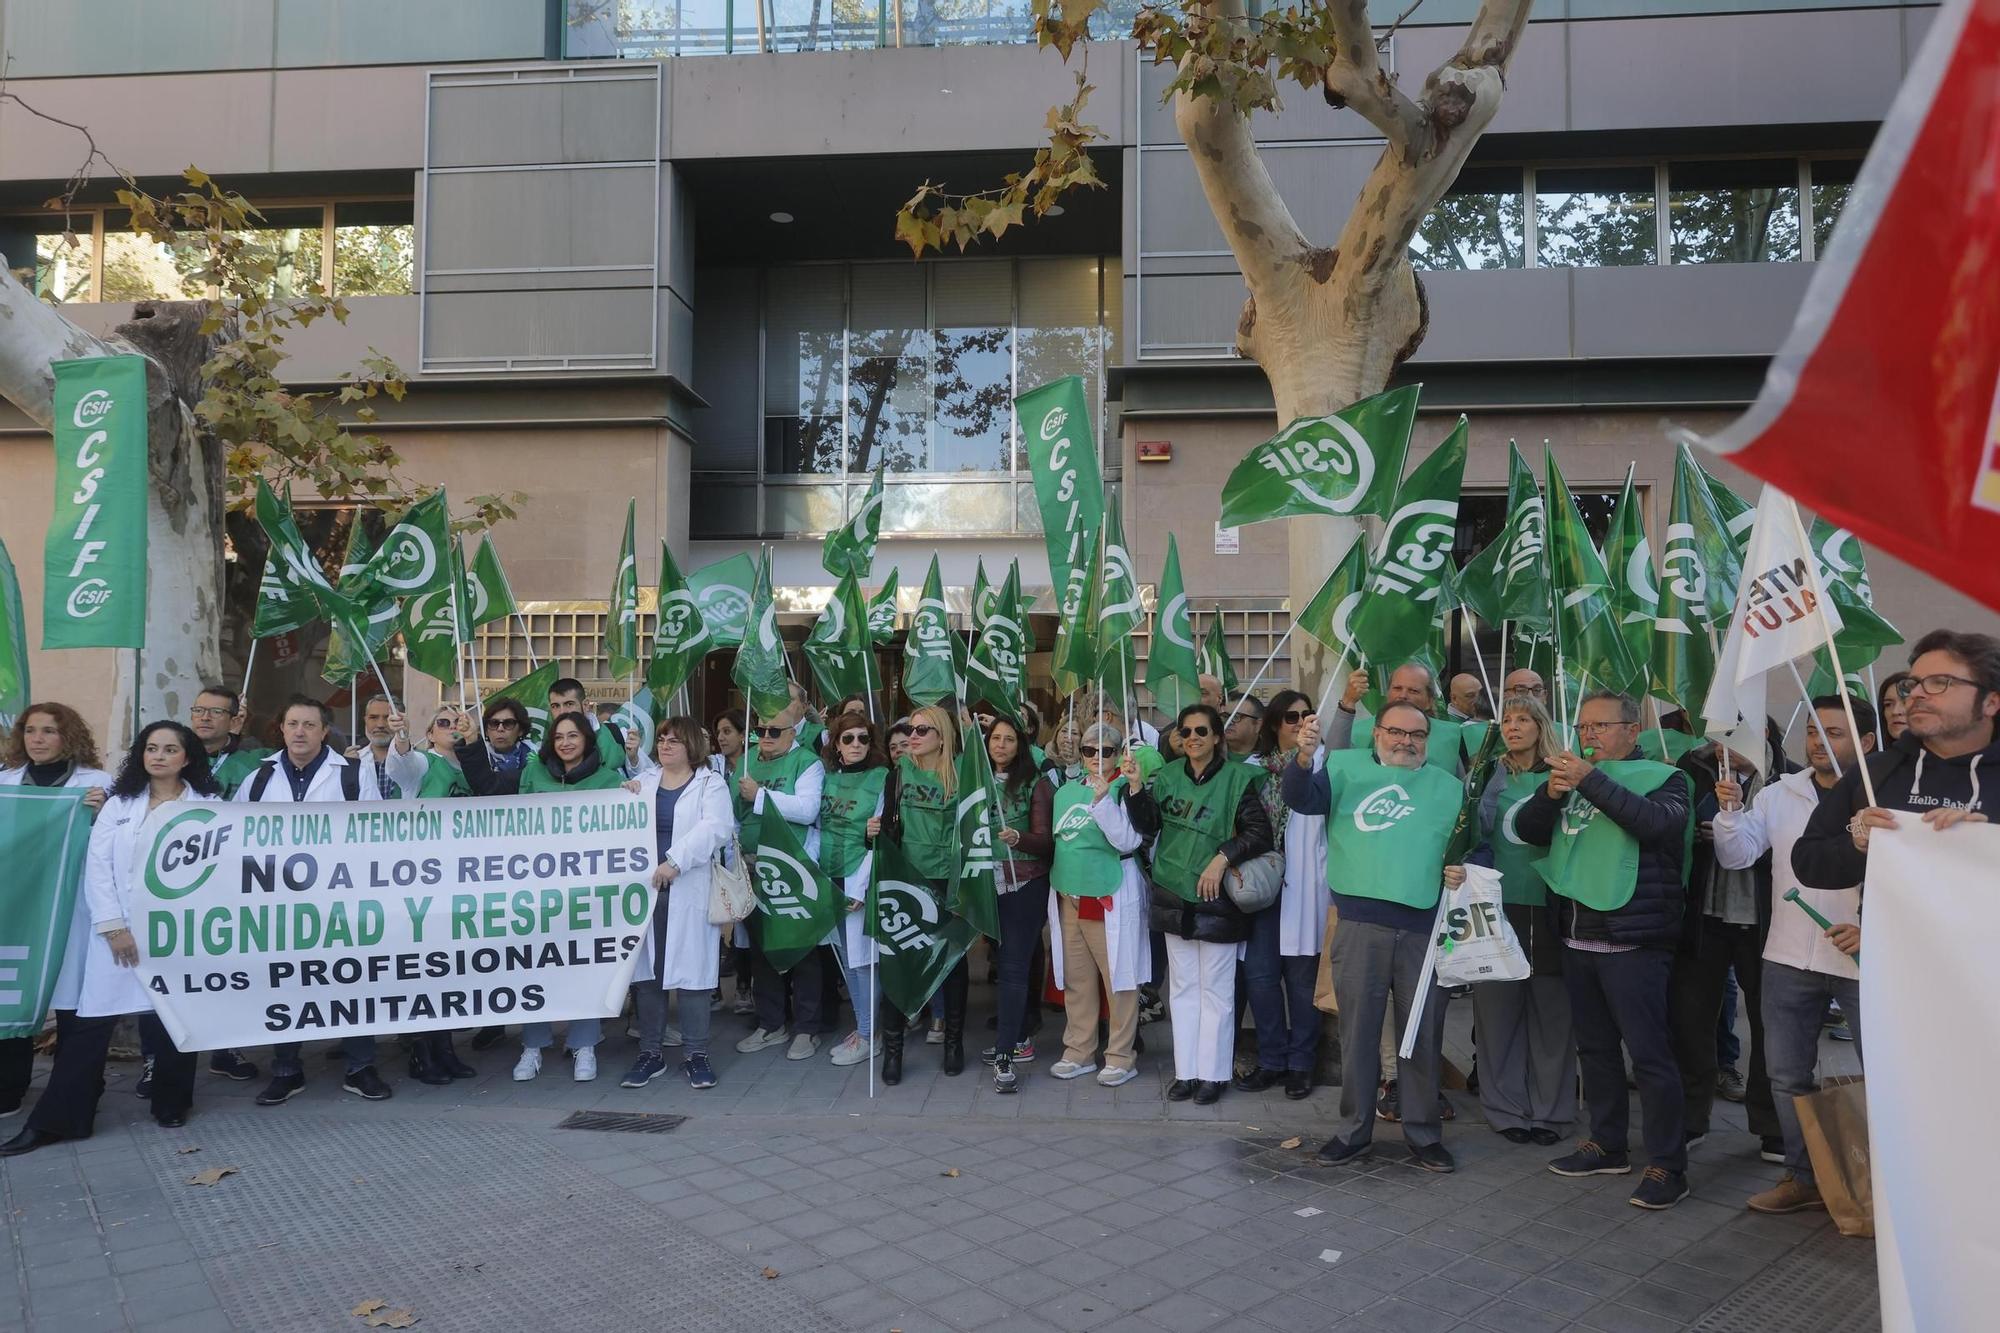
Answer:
[
  {"left": 512, "top": 1048, "right": 542, "bottom": 1081},
  {"left": 572, "top": 1047, "right": 598, "bottom": 1082},
  {"left": 662, "top": 1025, "right": 685, "bottom": 1048},
  {"left": 829, "top": 1032, "right": 875, "bottom": 1067},
  {"left": 735, "top": 1026, "right": 789, "bottom": 1054},
  {"left": 786, "top": 1033, "right": 821, "bottom": 1061},
  {"left": 1096, "top": 1065, "right": 1138, "bottom": 1087},
  {"left": 925, "top": 1018, "right": 945, "bottom": 1045},
  {"left": 1050, "top": 1060, "right": 1098, "bottom": 1080}
]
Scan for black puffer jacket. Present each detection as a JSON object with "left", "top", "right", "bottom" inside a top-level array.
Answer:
[
  {"left": 1515, "top": 762, "right": 1692, "bottom": 947},
  {"left": 1793, "top": 731, "right": 1999, "bottom": 889},
  {"left": 1128, "top": 751, "right": 1275, "bottom": 945}
]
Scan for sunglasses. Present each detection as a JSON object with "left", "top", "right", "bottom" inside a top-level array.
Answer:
[
  {"left": 486, "top": 718, "right": 522, "bottom": 730},
  {"left": 909, "top": 723, "right": 938, "bottom": 738},
  {"left": 1282, "top": 708, "right": 1310, "bottom": 723},
  {"left": 838, "top": 730, "right": 871, "bottom": 745},
  {"left": 1179, "top": 725, "right": 1213, "bottom": 739},
  {"left": 753, "top": 725, "right": 788, "bottom": 739},
  {"left": 1079, "top": 745, "right": 1122, "bottom": 759}
]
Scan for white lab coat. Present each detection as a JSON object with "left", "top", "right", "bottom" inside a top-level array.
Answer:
[
  {"left": 232, "top": 748, "right": 376, "bottom": 803},
  {"left": 1713, "top": 769, "right": 1860, "bottom": 980},
  {"left": 0, "top": 763, "right": 114, "bottom": 1012},
  {"left": 352, "top": 744, "right": 427, "bottom": 800},
  {"left": 76, "top": 785, "right": 219, "bottom": 1018},
  {"left": 631, "top": 766, "right": 734, "bottom": 991},
  {"left": 749, "top": 756, "right": 825, "bottom": 858},
  {"left": 1047, "top": 790, "right": 1153, "bottom": 992},
  {"left": 1278, "top": 750, "right": 1330, "bottom": 956}
]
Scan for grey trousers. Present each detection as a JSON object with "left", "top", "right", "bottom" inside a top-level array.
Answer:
[
  {"left": 1472, "top": 975, "right": 1578, "bottom": 1133},
  {"left": 1761, "top": 959, "right": 1863, "bottom": 1185},
  {"left": 1329, "top": 918, "right": 1447, "bottom": 1150}
]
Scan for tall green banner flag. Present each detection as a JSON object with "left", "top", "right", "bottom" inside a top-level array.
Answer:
[
  {"left": 1350, "top": 416, "right": 1468, "bottom": 666},
  {"left": 866, "top": 571, "right": 900, "bottom": 645},
  {"left": 1145, "top": 533, "right": 1201, "bottom": 716},
  {"left": 324, "top": 519, "right": 398, "bottom": 686},
  {"left": 400, "top": 535, "right": 472, "bottom": 685},
  {"left": 1198, "top": 612, "right": 1237, "bottom": 696},
  {"left": 902, "top": 556, "right": 959, "bottom": 707},
  {"left": 749, "top": 803, "right": 845, "bottom": 973},
  {"left": 688, "top": 553, "right": 756, "bottom": 648},
  {"left": 822, "top": 466, "right": 885, "bottom": 579},
  {"left": 1545, "top": 448, "right": 1639, "bottom": 697},
  {"left": 969, "top": 560, "right": 993, "bottom": 637},
  {"left": 489, "top": 660, "right": 561, "bottom": 745},
  {"left": 253, "top": 478, "right": 354, "bottom": 629},
  {"left": 1297, "top": 536, "right": 1372, "bottom": 669},
  {"left": 357, "top": 489, "right": 452, "bottom": 606},
  {"left": 0, "top": 789, "right": 94, "bottom": 1036},
  {"left": 1056, "top": 534, "right": 1104, "bottom": 693},
  {"left": 607, "top": 499, "right": 641, "bottom": 680},
  {"left": 1095, "top": 503, "right": 1143, "bottom": 712},
  {"left": 1217, "top": 384, "right": 1419, "bottom": 527},
  {"left": 966, "top": 560, "right": 1028, "bottom": 724},
  {"left": 648, "top": 542, "right": 712, "bottom": 700},
  {"left": 467, "top": 538, "right": 518, "bottom": 628},
  {"left": 45, "top": 355, "right": 149, "bottom": 648},
  {"left": 804, "top": 570, "right": 879, "bottom": 705},
  {"left": 951, "top": 733, "right": 1003, "bottom": 942},
  {"left": 1603, "top": 465, "right": 1658, "bottom": 701},
  {"left": 1017, "top": 376, "right": 1105, "bottom": 692},
  {"left": 1651, "top": 444, "right": 1734, "bottom": 717},
  {"left": 868, "top": 836, "right": 979, "bottom": 1020},
  {"left": 1495, "top": 442, "right": 1552, "bottom": 629},
  {"left": 0, "top": 536, "right": 32, "bottom": 730},
  {"left": 732, "top": 549, "right": 791, "bottom": 722}
]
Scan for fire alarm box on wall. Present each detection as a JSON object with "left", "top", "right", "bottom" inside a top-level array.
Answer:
[{"left": 1137, "top": 439, "right": 1171, "bottom": 462}]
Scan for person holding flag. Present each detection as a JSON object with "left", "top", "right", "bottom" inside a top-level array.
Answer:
[
  {"left": 351, "top": 696, "right": 427, "bottom": 800},
  {"left": 1128, "top": 704, "right": 1275, "bottom": 1106},
  {"left": 815, "top": 711, "right": 890, "bottom": 1070},
  {"left": 982, "top": 713, "right": 1055, "bottom": 1092},
  {"left": 1514, "top": 690, "right": 1695, "bottom": 1211},
  {"left": 731, "top": 694, "right": 830, "bottom": 1063},
  {"left": 1238, "top": 689, "right": 1326, "bottom": 1101},
  {"left": 871, "top": 705, "right": 968, "bottom": 1081}
]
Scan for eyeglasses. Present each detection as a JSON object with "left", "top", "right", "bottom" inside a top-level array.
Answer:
[
  {"left": 753, "top": 725, "right": 788, "bottom": 739},
  {"left": 1577, "top": 720, "right": 1633, "bottom": 735},
  {"left": 1079, "top": 745, "right": 1122, "bottom": 759},
  {"left": 838, "top": 730, "right": 871, "bottom": 745},
  {"left": 1281, "top": 709, "right": 1310, "bottom": 723},
  {"left": 909, "top": 723, "right": 938, "bottom": 738},
  {"left": 486, "top": 718, "right": 521, "bottom": 730},
  {"left": 1377, "top": 725, "right": 1430, "bottom": 742},
  {"left": 1897, "top": 673, "right": 1981, "bottom": 698},
  {"left": 189, "top": 705, "right": 232, "bottom": 719},
  {"left": 1179, "top": 725, "right": 1212, "bottom": 739}
]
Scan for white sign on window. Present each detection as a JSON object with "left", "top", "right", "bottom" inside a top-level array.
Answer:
[{"left": 1214, "top": 524, "right": 1240, "bottom": 555}]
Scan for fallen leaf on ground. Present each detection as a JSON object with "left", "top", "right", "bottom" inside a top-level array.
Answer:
[
  {"left": 941, "top": 1167, "right": 960, "bottom": 1178},
  {"left": 1245, "top": 1125, "right": 1260, "bottom": 1132},
  {"left": 362, "top": 1309, "right": 417, "bottom": 1329},
  {"left": 187, "top": 1166, "right": 237, "bottom": 1187},
  {"left": 352, "top": 1299, "right": 387, "bottom": 1316},
  {"left": 175, "top": 1146, "right": 202, "bottom": 1156},
  {"left": 1280, "top": 1137, "right": 1302, "bottom": 1150},
  {"left": 760, "top": 1267, "right": 779, "bottom": 1280}
]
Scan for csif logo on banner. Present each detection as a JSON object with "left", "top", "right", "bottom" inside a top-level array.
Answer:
[{"left": 45, "top": 356, "right": 149, "bottom": 649}]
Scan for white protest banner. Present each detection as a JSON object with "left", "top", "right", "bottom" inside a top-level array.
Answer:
[
  {"left": 133, "top": 790, "right": 655, "bottom": 1050},
  {"left": 1862, "top": 819, "right": 2000, "bottom": 1333}
]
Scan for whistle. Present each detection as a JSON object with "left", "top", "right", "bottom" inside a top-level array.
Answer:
[{"left": 1581, "top": 746, "right": 1597, "bottom": 759}]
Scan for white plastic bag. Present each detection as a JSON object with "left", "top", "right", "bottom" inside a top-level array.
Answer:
[{"left": 1433, "top": 863, "right": 1531, "bottom": 986}]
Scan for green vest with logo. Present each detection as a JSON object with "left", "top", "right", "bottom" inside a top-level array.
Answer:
[
  {"left": 730, "top": 743, "right": 820, "bottom": 825},
  {"left": 209, "top": 744, "right": 272, "bottom": 794},
  {"left": 1488, "top": 768, "right": 1551, "bottom": 906},
  {"left": 819, "top": 766, "right": 889, "bottom": 880},
  {"left": 417, "top": 752, "right": 471, "bottom": 799},
  {"left": 1349, "top": 708, "right": 1464, "bottom": 773},
  {"left": 995, "top": 775, "right": 1036, "bottom": 864},
  {"left": 896, "top": 755, "right": 955, "bottom": 881},
  {"left": 1320, "top": 748, "right": 1464, "bottom": 909},
  {"left": 1051, "top": 781, "right": 1123, "bottom": 898},
  {"left": 1148, "top": 756, "right": 1266, "bottom": 903},
  {"left": 1533, "top": 759, "right": 1686, "bottom": 912}
]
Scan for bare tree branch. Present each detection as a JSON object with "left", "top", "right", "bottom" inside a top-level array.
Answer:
[
  {"left": 1454, "top": 0, "right": 1535, "bottom": 70},
  {"left": 1321, "top": 0, "right": 1427, "bottom": 154}
]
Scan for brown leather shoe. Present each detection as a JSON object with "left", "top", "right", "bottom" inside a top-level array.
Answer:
[{"left": 1747, "top": 1174, "right": 1825, "bottom": 1215}]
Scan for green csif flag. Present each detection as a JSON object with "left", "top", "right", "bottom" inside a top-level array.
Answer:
[
  {"left": 732, "top": 549, "right": 791, "bottom": 722},
  {"left": 1297, "top": 535, "right": 1372, "bottom": 671},
  {"left": 0, "top": 789, "right": 94, "bottom": 1036},
  {"left": 1350, "top": 417, "right": 1468, "bottom": 667},
  {"left": 1017, "top": 376, "right": 1105, "bottom": 700},
  {"left": 821, "top": 465, "right": 885, "bottom": 579},
  {"left": 688, "top": 553, "right": 756, "bottom": 648},
  {"left": 966, "top": 559, "right": 1028, "bottom": 724},
  {"left": 804, "top": 570, "right": 879, "bottom": 705},
  {"left": 357, "top": 488, "right": 453, "bottom": 606},
  {"left": 969, "top": 559, "right": 993, "bottom": 637},
  {"left": 866, "top": 570, "right": 900, "bottom": 645},
  {"left": 467, "top": 537, "right": 518, "bottom": 628},
  {"left": 1095, "top": 503, "right": 1143, "bottom": 712},
  {"left": 0, "top": 537, "right": 29, "bottom": 730},
  {"left": 648, "top": 542, "right": 712, "bottom": 700},
  {"left": 324, "top": 518, "right": 398, "bottom": 687},
  {"left": 902, "top": 557, "right": 959, "bottom": 707},
  {"left": 1198, "top": 611, "right": 1237, "bottom": 696},
  {"left": 868, "top": 835, "right": 979, "bottom": 1021},
  {"left": 1217, "top": 383, "right": 1419, "bottom": 528},
  {"left": 1145, "top": 533, "right": 1201, "bottom": 717},
  {"left": 399, "top": 536, "right": 471, "bottom": 685},
  {"left": 749, "top": 802, "right": 845, "bottom": 973},
  {"left": 607, "top": 499, "right": 641, "bottom": 680},
  {"left": 1651, "top": 443, "right": 1736, "bottom": 717},
  {"left": 1806, "top": 521, "right": 1901, "bottom": 697},
  {"left": 252, "top": 478, "right": 355, "bottom": 630},
  {"left": 1056, "top": 534, "right": 1104, "bottom": 694},
  {"left": 950, "top": 731, "right": 1003, "bottom": 942},
  {"left": 1494, "top": 442, "right": 1552, "bottom": 630},
  {"left": 45, "top": 355, "right": 148, "bottom": 649},
  {"left": 1545, "top": 447, "right": 1639, "bottom": 698},
  {"left": 489, "top": 660, "right": 561, "bottom": 746},
  {"left": 1603, "top": 465, "right": 1658, "bottom": 701}
]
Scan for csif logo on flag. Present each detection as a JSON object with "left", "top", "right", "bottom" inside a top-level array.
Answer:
[
  {"left": 753, "top": 847, "right": 822, "bottom": 920},
  {"left": 957, "top": 789, "right": 998, "bottom": 875},
  {"left": 874, "top": 877, "right": 942, "bottom": 954},
  {"left": 914, "top": 600, "right": 952, "bottom": 655},
  {"left": 409, "top": 586, "right": 456, "bottom": 645},
  {"left": 1354, "top": 784, "right": 1418, "bottom": 832},
  {"left": 375, "top": 529, "right": 439, "bottom": 592},
  {"left": 63, "top": 389, "right": 122, "bottom": 620},
  {"left": 1503, "top": 499, "right": 1546, "bottom": 584},
  {"left": 1658, "top": 523, "right": 1710, "bottom": 625},
  {"left": 656, "top": 590, "right": 707, "bottom": 651},
  {"left": 1039, "top": 405, "right": 1068, "bottom": 442},
  {"left": 144, "top": 807, "right": 226, "bottom": 901},
  {"left": 1253, "top": 416, "right": 1378, "bottom": 514},
  {"left": 1100, "top": 542, "right": 1142, "bottom": 621},
  {"left": 698, "top": 583, "right": 749, "bottom": 625},
  {"left": 1370, "top": 500, "right": 1458, "bottom": 599}
]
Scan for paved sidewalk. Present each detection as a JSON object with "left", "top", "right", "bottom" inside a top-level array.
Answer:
[{"left": 1, "top": 980, "right": 1875, "bottom": 1332}]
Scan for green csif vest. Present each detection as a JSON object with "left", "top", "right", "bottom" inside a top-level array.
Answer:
[
  {"left": 417, "top": 751, "right": 471, "bottom": 799},
  {"left": 1488, "top": 768, "right": 1551, "bottom": 906},
  {"left": 896, "top": 755, "right": 956, "bottom": 881},
  {"left": 1148, "top": 756, "right": 1265, "bottom": 903},
  {"left": 1319, "top": 748, "right": 1464, "bottom": 909},
  {"left": 1533, "top": 759, "right": 1687, "bottom": 912},
  {"left": 1051, "top": 781, "right": 1123, "bottom": 897},
  {"left": 730, "top": 743, "right": 820, "bottom": 825},
  {"left": 818, "top": 766, "right": 889, "bottom": 880}
]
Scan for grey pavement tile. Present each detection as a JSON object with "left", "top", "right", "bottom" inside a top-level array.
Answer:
[
  {"left": 1351, "top": 1294, "right": 1467, "bottom": 1333},
  {"left": 1618, "top": 1279, "right": 1720, "bottom": 1324},
  {"left": 980, "top": 1264, "right": 1072, "bottom": 1307},
  {"left": 1414, "top": 1220, "right": 1512, "bottom": 1254},
  {"left": 883, "top": 1264, "right": 967, "bottom": 1305},
  {"left": 991, "top": 1231, "right": 1070, "bottom": 1267},
  {"left": 132, "top": 1312, "right": 242, "bottom": 1333},
  {"left": 107, "top": 1240, "right": 198, "bottom": 1275},
  {"left": 937, "top": 1245, "right": 1018, "bottom": 1286},
  {"left": 1077, "top": 1270, "right": 1177, "bottom": 1313},
  {"left": 1033, "top": 1288, "right": 1124, "bottom": 1332},
  {"left": 806, "top": 1226, "right": 881, "bottom": 1261},
  {"left": 1580, "top": 1242, "right": 1663, "bottom": 1278},
  {"left": 24, "top": 1252, "right": 113, "bottom": 1289},
  {"left": 1470, "top": 1299, "right": 1572, "bottom": 1333},
  {"left": 955, "top": 1213, "right": 1025, "bottom": 1245},
  {"left": 931, "top": 1286, "right": 1014, "bottom": 1332},
  {"left": 1504, "top": 1274, "right": 1603, "bottom": 1319},
  {"left": 1084, "top": 1232, "right": 1165, "bottom": 1267},
  {"left": 1293, "top": 1271, "right": 1393, "bottom": 1315},
  {"left": 1402, "top": 1276, "right": 1493, "bottom": 1318},
  {"left": 1573, "top": 1301, "right": 1683, "bottom": 1333},
  {"left": 847, "top": 1242, "right": 929, "bottom": 1282},
  {"left": 1543, "top": 1259, "right": 1639, "bottom": 1301},
  {"left": 1503, "top": 1222, "right": 1595, "bottom": 1259},
  {"left": 819, "top": 1282, "right": 912, "bottom": 1329},
  {"left": 1126, "top": 1295, "right": 1233, "bottom": 1333},
  {"left": 1441, "top": 1254, "right": 1528, "bottom": 1295}
]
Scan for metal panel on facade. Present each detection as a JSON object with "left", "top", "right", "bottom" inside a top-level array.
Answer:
[{"left": 1571, "top": 262, "right": 1814, "bottom": 358}]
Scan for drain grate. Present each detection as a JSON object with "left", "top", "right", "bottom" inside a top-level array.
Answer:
[
  {"left": 557, "top": 1110, "right": 689, "bottom": 1134},
  {"left": 1693, "top": 1224, "right": 1878, "bottom": 1332}
]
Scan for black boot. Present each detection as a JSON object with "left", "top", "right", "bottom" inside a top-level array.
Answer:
[
  {"left": 881, "top": 1030, "right": 904, "bottom": 1086},
  {"left": 431, "top": 1033, "right": 476, "bottom": 1080},
  {"left": 406, "top": 1044, "right": 451, "bottom": 1087},
  {"left": 941, "top": 1015, "right": 965, "bottom": 1077}
]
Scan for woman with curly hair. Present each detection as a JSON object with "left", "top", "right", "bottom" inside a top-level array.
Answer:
[
  {"left": 2, "top": 721, "right": 220, "bottom": 1154},
  {"left": 0, "top": 703, "right": 113, "bottom": 1121}
]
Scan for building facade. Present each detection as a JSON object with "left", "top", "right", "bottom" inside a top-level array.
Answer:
[{"left": 0, "top": 0, "right": 1990, "bottom": 730}]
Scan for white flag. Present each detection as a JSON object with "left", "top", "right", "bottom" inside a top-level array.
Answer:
[{"left": 1702, "top": 484, "right": 1845, "bottom": 761}]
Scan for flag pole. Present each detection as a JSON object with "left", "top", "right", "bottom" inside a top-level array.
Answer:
[
  {"left": 1781, "top": 499, "right": 1876, "bottom": 807},
  {"left": 513, "top": 608, "right": 541, "bottom": 672},
  {"left": 1786, "top": 659, "right": 1844, "bottom": 780},
  {"left": 1461, "top": 609, "right": 1497, "bottom": 714},
  {"left": 1496, "top": 621, "right": 1509, "bottom": 706},
  {"left": 240, "top": 637, "right": 260, "bottom": 702},
  {"left": 1224, "top": 620, "right": 1297, "bottom": 735}
]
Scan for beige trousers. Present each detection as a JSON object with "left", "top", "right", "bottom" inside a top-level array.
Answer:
[{"left": 1059, "top": 896, "right": 1139, "bottom": 1070}]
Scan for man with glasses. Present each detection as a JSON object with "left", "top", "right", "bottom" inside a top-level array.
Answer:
[
  {"left": 1224, "top": 694, "right": 1265, "bottom": 759},
  {"left": 189, "top": 684, "right": 270, "bottom": 792},
  {"left": 1795, "top": 629, "right": 1998, "bottom": 888},
  {"left": 1328, "top": 661, "right": 1467, "bottom": 774},
  {"left": 1516, "top": 690, "right": 1694, "bottom": 1210},
  {"left": 1285, "top": 702, "right": 1465, "bottom": 1171},
  {"left": 732, "top": 706, "right": 828, "bottom": 1059},
  {"left": 1502, "top": 668, "right": 1546, "bottom": 702}
]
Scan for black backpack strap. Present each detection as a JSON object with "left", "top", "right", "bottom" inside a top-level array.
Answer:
[
  {"left": 246, "top": 762, "right": 276, "bottom": 802},
  {"left": 341, "top": 761, "right": 361, "bottom": 803}
]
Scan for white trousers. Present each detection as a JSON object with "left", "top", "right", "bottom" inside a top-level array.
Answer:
[{"left": 1165, "top": 935, "right": 1237, "bottom": 1081}]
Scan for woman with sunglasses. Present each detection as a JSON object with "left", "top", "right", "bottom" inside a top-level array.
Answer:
[
  {"left": 982, "top": 714, "right": 1056, "bottom": 1091},
  {"left": 1236, "top": 689, "right": 1325, "bottom": 1099},
  {"left": 873, "top": 704, "right": 967, "bottom": 1081},
  {"left": 817, "top": 712, "right": 888, "bottom": 1068},
  {"left": 731, "top": 705, "right": 831, "bottom": 1060},
  {"left": 1128, "top": 703, "right": 1275, "bottom": 1104}
]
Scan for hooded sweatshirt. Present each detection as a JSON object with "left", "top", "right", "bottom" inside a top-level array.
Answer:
[{"left": 1792, "top": 730, "right": 1998, "bottom": 890}]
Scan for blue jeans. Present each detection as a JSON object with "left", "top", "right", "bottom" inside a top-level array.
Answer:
[
  {"left": 994, "top": 878, "right": 1050, "bottom": 1055},
  {"left": 1761, "top": 959, "right": 1863, "bottom": 1185},
  {"left": 273, "top": 1037, "right": 376, "bottom": 1077},
  {"left": 1243, "top": 903, "right": 1320, "bottom": 1073},
  {"left": 831, "top": 930, "right": 876, "bottom": 1040},
  {"left": 1716, "top": 967, "right": 1741, "bottom": 1067},
  {"left": 521, "top": 1018, "right": 602, "bottom": 1050},
  {"left": 634, "top": 985, "right": 710, "bottom": 1057}
]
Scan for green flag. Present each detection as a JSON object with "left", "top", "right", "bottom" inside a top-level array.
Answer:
[
  {"left": 804, "top": 570, "right": 879, "bottom": 705},
  {"left": 323, "top": 518, "right": 397, "bottom": 687},
  {"left": 0, "top": 789, "right": 93, "bottom": 1037},
  {"left": 399, "top": 550, "right": 464, "bottom": 685},
  {"left": 1485, "top": 443, "right": 1552, "bottom": 631},
  {"left": 1217, "top": 383, "right": 1419, "bottom": 527},
  {"left": 1603, "top": 465, "right": 1657, "bottom": 701},
  {"left": 467, "top": 537, "right": 518, "bottom": 629},
  {"left": 1055, "top": 534, "right": 1104, "bottom": 693},
  {"left": 688, "top": 552, "right": 756, "bottom": 648},
  {"left": 489, "top": 660, "right": 561, "bottom": 745},
  {"left": 1017, "top": 376, "right": 1106, "bottom": 701},
  {"left": 249, "top": 550, "right": 315, "bottom": 640},
  {"left": 1704, "top": 465, "right": 1758, "bottom": 558},
  {"left": 821, "top": 465, "right": 885, "bottom": 579},
  {"left": 868, "top": 836, "right": 979, "bottom": 1021},
  {"left": 902, "top": 556, "right": 959, "bottom": 707},
  {"left": 1095, "top": 503, "right": 1143, "bottom": 711},
  {"left": 1651, "top": 444, "right": 1736, "bottom": 716},
  {"left": 1454, "top": 532, "right": 1505, "bottom": 628},
  {"left": 252, "top": 478, "right": 354, "bottom": 630},
  {"left": 970, "top": 559, "right": 994, "bottom": 637},
  {"left": 1296, "top": 536, "right": 1372, "bottom": 670},
  {"left": 951, "top": 732, "right": 1003, "bottom": 942},
  {"left": 866, "top": 571, "right": 900, "bottom": 645},
  {"left": 607, "top": 499, "right": 641, "bottom": 680},
  {"left": 1144, "top": 533, "right": 1201, "bottom": 717},
  {"left": 357, "top": 488, "right": 452, "bottom": 605},
  {"left": 732, "top": 549, "right": 791, "bottom": 722},
  {"left": 1545, "top": 447, "right": 1639, "bottom": 698},
  {"left": 749, "top": 803, "right": 845, "bottom": 973},
  {"left": 1350, "top": 417, "right": 1468, "bottom": 667},
  {"left": 0, "top": 537, "right": 28, "bottom": 729},
  {"left": 1197, "top": 611, "right": 1237, "bottom": 696},
  {"left": 45, "top": 355, "right": 148, "bottom": 649},
  {"left": 966, "top": 560, "right": 1028, "bottom": 724},
  {"left": 648, "top": 542, "right": 712, "bottom": 700}
]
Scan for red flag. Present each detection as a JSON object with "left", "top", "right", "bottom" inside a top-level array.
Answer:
[{"left": 1695, "top": 0, "right": 2000, "bottom": 614}]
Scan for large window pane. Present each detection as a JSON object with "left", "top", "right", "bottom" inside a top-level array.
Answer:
[
  {"left": 1017, "top": 256, "right": 1104, "bottom": 451},
  {"left": 1669, "top": 159, "right": 1800, "bottom": 264},
  {"left": 100, "top": 213, "right": 207, "bottom": 301},
  {"left": 0, "top": 216, "right": 93, "bottom": 303},
  {"left": 1411, "top": 165, "right": 1526, "bottom": 271},
  {"left": 931, "top": 260, "right": 1013, "bottom": 473},
  {"left": 1810, "top": 158, "right": 1861, "bottom": 257},
  {"left": 848, "top": 265, "right": 930, "bottom": 473},
  {"left": 1535, "top": 165, "right": 1658, "bottom": 268},
  {"left": 235, "top": 206, "right": 327, "bottom": 298},
  {"left": 333, "top": 202, "right": 414, "bottom": 295},
  {"left": 765, "top": 266, "right": 846, "bottom": 475}
]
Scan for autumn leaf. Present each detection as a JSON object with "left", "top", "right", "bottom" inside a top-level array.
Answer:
[
  {"left": 187, "top": 1166, "right": 237, "bottom": 1187},
  {"left": 760, "top": 1268, "right": 779, "bottom": 1280},
  {"left": 941, "top": 1168, "right": 961, "bottom": 1178},
  {"left": 362, "top": 1309, "right": 418, "bottom": 1329},
  {"left": 351, "top": 1299, "right": 387, "bottom": 1316}
]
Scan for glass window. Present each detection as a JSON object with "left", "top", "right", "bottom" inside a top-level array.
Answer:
[
  {"left": 1668, "top": 159, "right": 1800, "bottom": 264},
  {"left": 930, "top": 261, "right": 1013, "bottom": 474},
  {"left": 764, "top": 266, "right": 846, "bottom": 475},
  {"left": 100, "top": 212, "right": 207, "bottom": 302},
  {"left": 1017, "top": 256, "right": 1105, "bottom": 444},
  {"left": 333, "top": 202, "right": 414, "bottom": 295},
  {"left": 847, "top": 264, "right": 930, "bottom": 474},
  {"left": 1411, "top": 165, "right": 1526, "bottom": 271},
  {"left": 234, "top": 206, "right": 328, "bottom": 298},
  {"left": 1534, "top": 165, "right": 1658, "bottom": 268},
  {"left": 1810, "top": 158, "right": 1861, "bottom": 257},
  {"left": 0, "top": 216, "right": 93, "bottom": 304}
]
